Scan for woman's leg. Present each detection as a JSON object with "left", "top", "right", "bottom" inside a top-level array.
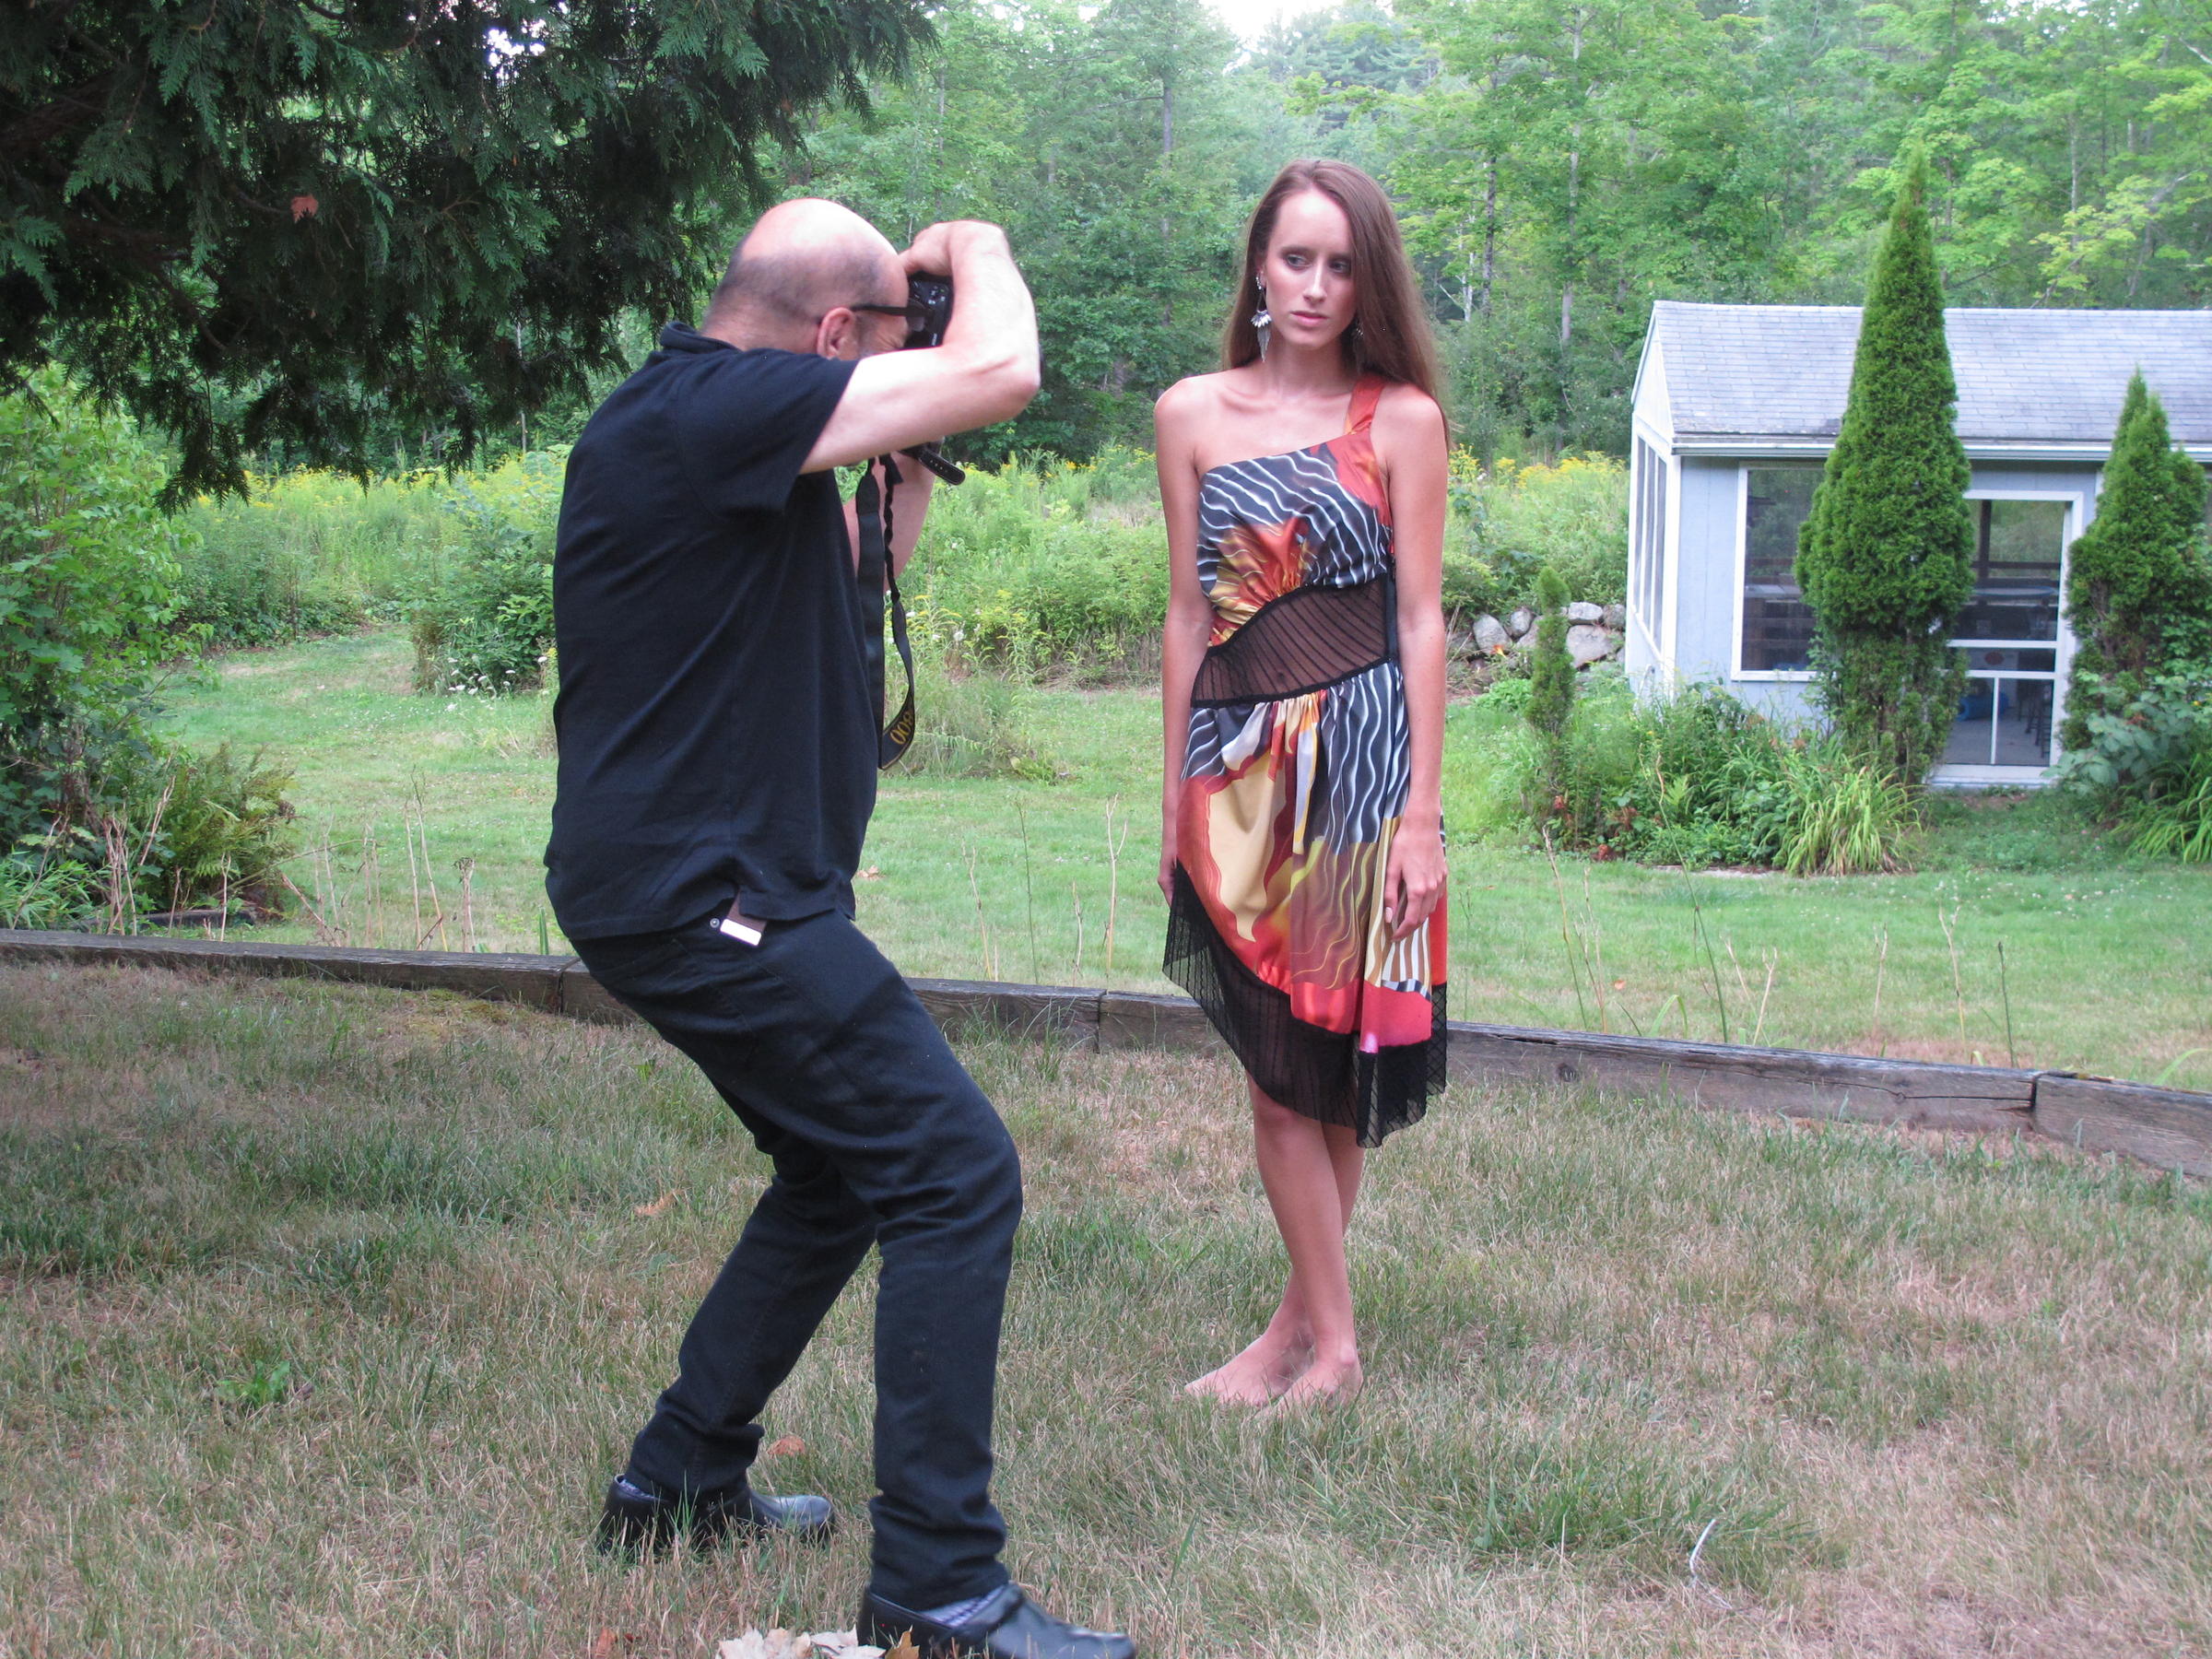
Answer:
[{"left": 1186, "top": 1080, "right": 1366, "bottom": 1405}]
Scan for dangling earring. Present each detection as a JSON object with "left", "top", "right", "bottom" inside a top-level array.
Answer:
[{"left": 1250, "top": 276, "right": 1272, "bottom": 359}]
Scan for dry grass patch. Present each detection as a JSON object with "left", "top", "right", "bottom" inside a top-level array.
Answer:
[{"left": 3, "top": 963, "right": 2208, "bottom": 1656}]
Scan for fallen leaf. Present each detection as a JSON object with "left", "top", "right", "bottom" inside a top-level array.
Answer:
[
  {"left": 589, "top": 1631, "right": 628, "bottom": 1659},
  {"left": 857, "top": 866, "right": 883, "bottom": 880},
  {"left": 290, "top": 194, "right": 319, "bottom": 220},
  {"left": 884, "top": 1636, "right": 922, "bottom": 1659},
  {"left": 633, "top": 1190, "right": 677, "bottom": 1218},
  {"left": 763, "top": 1434, "right": 806, "bottom": 1458}
]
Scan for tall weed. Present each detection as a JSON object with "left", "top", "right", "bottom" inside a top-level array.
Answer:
[
  {"left": 909, "top": 453, "right": 1166, "bottom": 676},
  {"left": 176, "top": 471, "right": 453, "bottom": 648},
  {"left": 1444, "top": 453, "right": 1628, "bottom": 618},
  {"left": 1775, "top": 742, "right": 1913, "bottom": 876}
]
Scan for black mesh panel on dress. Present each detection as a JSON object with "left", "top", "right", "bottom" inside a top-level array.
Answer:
[
  {"left": 1191, "top": 578, "right": 1394, "bottom": 708},
  {"left": 1165, "top": 864, "right": 1444, "bottom": 1147}
]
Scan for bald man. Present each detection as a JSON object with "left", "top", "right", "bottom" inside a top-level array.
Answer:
[{"left": 546, "top": 203, "right": 1134, "bottom": 1659}]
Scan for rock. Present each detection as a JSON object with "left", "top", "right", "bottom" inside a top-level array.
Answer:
[
  {"left": 1507, "top": 606, "right": 1535, "bottom": 638},
  {"left": 1566, "top": 601, "right": 1606, "bottom": 623},
  {"left": 1471, "top": 613, "right": 1511, "bottom": 654},
  {"left": 1602, "top": 603, "right": 1627, "bottom": 630},
  {"left": 1567, "top": 623, "right": 1617, "bottom": 668}
]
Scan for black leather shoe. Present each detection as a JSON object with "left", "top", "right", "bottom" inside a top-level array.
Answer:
[
  {"left": 858, "top": 1583, "right": 1135, "bottom": 1659},
  {"left": 595, "top": 1475, "right": 835, "bottom": 1554}
]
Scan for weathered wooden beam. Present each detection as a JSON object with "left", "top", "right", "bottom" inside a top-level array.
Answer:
[
  {"left": 2033, "top": 1073, "right": 2212, "bottom": 1178},
  {"left": 1445, "top": 1021, "right": 2035, "bottom": 1131},
  {"left": 1097, "top": 990, "right": 1216, "bottom": 1052},
  {"left": 0, "top": 928, "right": 571, "bottom": 1012},
  {"left": 910, "top": 978, "right": 1100, "bottom": 1046},
  {"left": 7, "top": 931, "right": 2206, "bottom": 1177}
]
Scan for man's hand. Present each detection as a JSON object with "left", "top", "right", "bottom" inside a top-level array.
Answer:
[{"left": 805, "top": 220, "right": 1039, "bottom": 474}]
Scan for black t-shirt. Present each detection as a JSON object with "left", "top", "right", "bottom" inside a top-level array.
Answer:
[{"left": 544, "top": 323, "right": 869, "bottom": 939}]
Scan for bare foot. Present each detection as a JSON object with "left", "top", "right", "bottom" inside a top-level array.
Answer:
[
  {"left": 1183, "top": 1329, "right": 1314, "bottom": 1406},
  {"left": 1258, "top": 1355, "right": 1363, "bottom": 1417}
]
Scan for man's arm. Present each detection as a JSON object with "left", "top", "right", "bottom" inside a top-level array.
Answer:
[{"left": 803, "top": 221, "right": 1040, "bottom": 473}]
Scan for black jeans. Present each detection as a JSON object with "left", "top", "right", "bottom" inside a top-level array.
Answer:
[{"left": 574, "top": 906, "right": 1020, "bottom": 1607}]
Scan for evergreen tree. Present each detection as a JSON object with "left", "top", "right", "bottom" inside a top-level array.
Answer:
[
  {"left": 2062, "top": 373, "right": 2212, "bottom": 747},
  {"left": 1794, "top": 156, "right": 1974, "bottom": 785},
  {"left": 3, "top": 0, "right": 930, "bottom": 496},
  {"left": 1524, "top": 565, "right": 1575, "bottom": 811}
]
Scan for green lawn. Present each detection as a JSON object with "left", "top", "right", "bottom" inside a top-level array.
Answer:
[
  {"left": 5, "top": 965, "right": 2207, "bottom": 1656},
  {"left": 160, "top": 629, "right": 2212, "bottom": 1090}
]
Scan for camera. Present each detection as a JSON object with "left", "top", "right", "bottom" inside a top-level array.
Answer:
[
  {"left": 899, "top": 275, "right": 964, "bottom": 484},
  {"left": 903, "top": 276, "right": 954, "bottom": 351}
]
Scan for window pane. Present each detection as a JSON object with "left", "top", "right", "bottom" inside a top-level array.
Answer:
[
  {"left": 1994, "top": 677, "right": 2055, "bottom": 768},
  {"left": 1945, "top": 678, "right": 1996, "bottom": 767},
  {"left": 1942, "top": 676, "right": 2057, "bottom": 771},
  {"left": 1960, "top": 646, "right": 2056, "bottom": 675},
  {"left": 1743, "top": 468, "right": 1818, "bottom": 671},
  {"left": 1955, "top": 499, "right": 2065, "bottom": 641}
]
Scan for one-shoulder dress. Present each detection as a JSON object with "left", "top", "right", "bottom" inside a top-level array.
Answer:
[{"left": 1165, "top": 374, "right": 1447, "bottom": 1147}]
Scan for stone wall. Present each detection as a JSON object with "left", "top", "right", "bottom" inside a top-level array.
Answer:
[{"left": 1466, "top": 601, "right": 1627, "bottom": 670}]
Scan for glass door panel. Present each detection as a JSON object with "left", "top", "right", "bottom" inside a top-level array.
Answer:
[{"left": 1945, "top": 674, "right": 2056, "bottom": 769}]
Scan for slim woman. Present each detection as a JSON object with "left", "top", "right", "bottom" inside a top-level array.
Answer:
[{"left": 1156, "top": 159, "right": 1450, "bottom": 1409}]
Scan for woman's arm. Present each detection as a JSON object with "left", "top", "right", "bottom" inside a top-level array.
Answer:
[
  {"left": 1156, "top": 379, "right": 1218, "bottom": 900},
  {"left": 1376, "top": 386, "right": 1450, "bottom": 940}
]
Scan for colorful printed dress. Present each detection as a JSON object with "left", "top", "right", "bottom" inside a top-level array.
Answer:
[{"left": 1166, "top": 374, "right": 1447, "bottom": 1147}]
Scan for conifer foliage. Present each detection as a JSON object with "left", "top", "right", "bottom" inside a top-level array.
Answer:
[
  {"left": 2061, "top": 373, "right": 2212, "bottom": 749},
  {"left": 1794, "top": 158, "right": 1974, "bottom": 786},
  {"left": 1, "top": 0, "right": 931, "bottom": 497}
]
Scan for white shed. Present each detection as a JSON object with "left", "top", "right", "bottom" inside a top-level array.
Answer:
[{"left": 1626, "top": 301, "right": 2212, "bottom": 785}]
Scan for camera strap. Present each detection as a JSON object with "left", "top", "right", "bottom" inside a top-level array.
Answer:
[{"left": 853, "top": 456, "right": 916, "bottom": 769}]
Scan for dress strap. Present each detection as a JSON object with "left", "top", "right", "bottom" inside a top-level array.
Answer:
[{"left": 1346, "top": 373, "right": 1387, "bottom": 436}]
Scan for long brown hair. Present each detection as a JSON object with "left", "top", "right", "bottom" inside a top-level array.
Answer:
[{"left": 1223, "top": 159, "right": 1441, "bottom": 403}]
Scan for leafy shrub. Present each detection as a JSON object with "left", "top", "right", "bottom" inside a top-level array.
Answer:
[
  {"left": 0, "top": 370, "right": 200, "bottom": 850},
  {"left": 407, "top": 450, "right": 564, "bottom": 694},
  {"left": 1443, "top": 453, "right": 1627, "bottom": 618},
  {"left": 175, "top": 470, "right": 451, "bottom": 648},
  {"left": 1497, "top": 677, "right": 1919, "bottom": 875},
  {"left": 131, "top": 744, "right": 300, "bottom": 915},
  {"left": 908, "top": 455, "right": 1167, "bottom": 675},
  {"left": 2054, "top": 672, "right": 2212, "bottom": 864}
]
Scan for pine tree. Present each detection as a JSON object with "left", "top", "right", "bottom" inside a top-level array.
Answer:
[
  {"left": 2062, "top": 374, "right": 2212, "bottom": 747},
  {"left": 1794, "top": 155, "right": 1974, "bottom": 784},
  {"left": 3, "top": 0, "right": 931, "bottom": 497}
]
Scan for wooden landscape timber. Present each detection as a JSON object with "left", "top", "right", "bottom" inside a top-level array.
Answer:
[{"left": 0, "top": 928, "right": 2203, "bottom": 1178}]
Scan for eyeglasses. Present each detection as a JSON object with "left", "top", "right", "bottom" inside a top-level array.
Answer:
[{"left": 846, "top": 300, "right": 927, "bottom": 332}]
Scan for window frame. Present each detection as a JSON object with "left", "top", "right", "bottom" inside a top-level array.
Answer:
[
  {"left": 1729, "top": 461, "right": 1823, "bottom": 683},
  {"left": 1937, "top": 487, "right": 2085, "bottom": 780}
]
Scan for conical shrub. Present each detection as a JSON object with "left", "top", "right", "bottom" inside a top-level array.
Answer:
[
  {"left": 2062, "top": 372, "right": 2212, "bottom": 748},
  {"left": 1794, "top": 156, "right": 1973, "bottom": 785}
]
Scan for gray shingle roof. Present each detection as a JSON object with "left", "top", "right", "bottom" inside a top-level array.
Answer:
[{"left": 1646, "top": 300, "right": 2212, "bottom": 447}]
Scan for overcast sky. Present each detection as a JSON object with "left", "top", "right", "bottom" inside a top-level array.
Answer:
[{"left": 1207, "top": 0, "right": 1299, "bottom": 44}]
